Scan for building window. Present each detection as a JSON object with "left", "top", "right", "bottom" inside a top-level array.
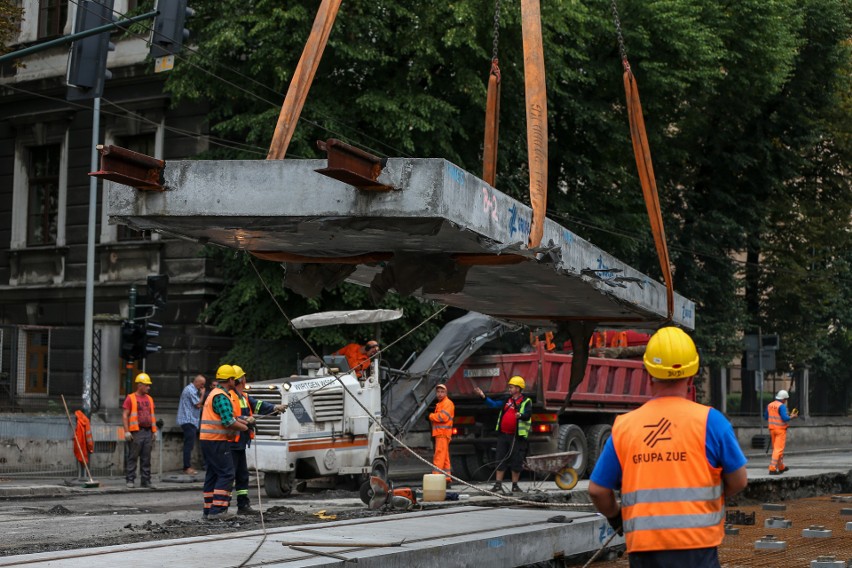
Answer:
[
  {"left": 116, "top": 134, "right": 154, "bottom": 241},
  {"left": 24, "top": 330, "right": 50, "bottom": 395},
  {"left": 38, "top": 0, "right": 68, "bottom": 39},
  {"left": 26, "top": 145, "right": 60, "bottom": 247}
]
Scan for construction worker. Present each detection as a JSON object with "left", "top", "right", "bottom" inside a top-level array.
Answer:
[
  {"left": 123, "top": 372, "right": 158, "bottom": 489},
  {"left": 588, "top": 327, "right": 748, "bottom": 567},
  {"left": 473, "top": 375, "right": 532, "bottom": 494},
  {"left": 333, "top": 339, "right": 379, "bottom": 378},
  {"left": 73, "top": 409, "right": 94, "bottom": 479},
  {"left": 229, "top": 365, "right": 287, "bottom": 515},
  {"left": 429, "top": 383, "right": 455, "bottom": 486},
  {"left": 765, "top": 389, "right": 797, "bottom": 475},
  {"left": 199, "top": 364, "right": 249, "bottom": 521}
]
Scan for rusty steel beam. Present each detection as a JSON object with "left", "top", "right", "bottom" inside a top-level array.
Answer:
[
  {"left": 314, "top": 138, "right": 393, "bottom": 191},
  {"left": 266, "top": 0, "right": 342, "bottom": 160},
  {"left": 89, "top": 145, "right": 165, "bottom": 191}
]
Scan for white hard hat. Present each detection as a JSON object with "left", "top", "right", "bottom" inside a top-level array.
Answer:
[{"left": 776, "top": 389, "right": 789, "bottom": 400}]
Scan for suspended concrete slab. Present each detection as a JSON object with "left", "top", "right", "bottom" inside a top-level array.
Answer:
[
  {"left": 104, "top": 157, "right": 695, "bottom": 330},
  {"left": 0, "top": 506, "right": 618, "bottom": 567}
]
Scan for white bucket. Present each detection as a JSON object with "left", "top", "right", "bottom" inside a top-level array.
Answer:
[{"left": 422, "top": 473, "right": 446, "bottom": 502}]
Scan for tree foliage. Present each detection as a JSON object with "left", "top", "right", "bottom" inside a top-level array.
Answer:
[
  {"left": 166, "top": 0, "right": 851, "bottom": 395},
  {"left": 0, "top": 0, "right": 24, "bottom": 55}
]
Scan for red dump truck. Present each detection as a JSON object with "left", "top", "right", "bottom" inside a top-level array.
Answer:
[{"left": 445, "top": 340, "right": 695, "bottom": 481}]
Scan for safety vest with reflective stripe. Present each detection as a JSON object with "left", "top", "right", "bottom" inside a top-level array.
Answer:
[
  {"left": 767, "top": 400, "right": 787, "bottom": 431},
  {"left": 200, "top": 387, "right": 239, "bottom": 441},
  {"left": 495, "top": 395, "right": 531, "bottom": 438},
  {"left": 612, "top": 396, "right": 724, "bottom": 552},
  {"left": 429, "top": 397, "right": 455, "bottom": 438},
  {"left": 230, "top": 390, "right": 255, "bottom": 443},
  {"left": 126, "top": 393, "right": 157, "bottom": 433}
]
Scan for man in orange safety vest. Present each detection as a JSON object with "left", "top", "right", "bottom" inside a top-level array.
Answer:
[
  {"left": 589, "top": 327, "right": 748, "bottom": 567},
  {"left": 429, "top": 383, "right": 455, "bottom": 486}
]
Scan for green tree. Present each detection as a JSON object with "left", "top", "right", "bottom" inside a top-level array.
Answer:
[{"left": 0, "top": 0, "right": 24, "bottom": 56}]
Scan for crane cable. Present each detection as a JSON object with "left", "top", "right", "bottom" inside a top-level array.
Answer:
[{"left": 611, "top": 0, "right": 675, "bottom": 320}]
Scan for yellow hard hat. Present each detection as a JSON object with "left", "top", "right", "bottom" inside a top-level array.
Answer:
[
  {"left": 643, "top": 327, "right": 699, "bottom": 380},
  {"left": 508, "top": 376, "right": 526, "bottom": 390},
  {"left": 216, "top": 364, "right": 236, "bottom": 380},
  {"left": 232, "top": 365, "right": 246, "bottom": 381},
  {"left": 135, "top": 372, "right": 152, "bottom": 385}
]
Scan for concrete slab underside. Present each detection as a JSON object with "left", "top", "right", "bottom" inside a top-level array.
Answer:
[
  {"left": 107, "top": 158, "right": 694, "bottom": 329},
  {"left": 0, "top": 506, "right": 615, "bottom": 567}
]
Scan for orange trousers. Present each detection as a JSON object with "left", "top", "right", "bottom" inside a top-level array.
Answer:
[
  {"left": 769, "top": 428, "right": 787, "bottom": 472},
  {"left": 432, "top": 436, "right": 452, "bottom": 481}
]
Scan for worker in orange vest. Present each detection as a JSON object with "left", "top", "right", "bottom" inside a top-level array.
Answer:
[
  {"left": 333, "top": 340, "right": 379, "bottom": 378},
  {"left": 429, "top": 384, "right": 455, "bottom": 486},
  {"left": 199, "top": 364, "right": 250, "bottom": 521},
  {"left": 73, "top": 409, "right": 94, "bottom": 479},
  {"left": 123, "top": 373, "right": 158, "bottom": 489},
  {"left": 588, "top": 327, "right": 748, "bottom": 566},
  {"left": 765, "top": 389, "right": 797, "bottom": 475}
]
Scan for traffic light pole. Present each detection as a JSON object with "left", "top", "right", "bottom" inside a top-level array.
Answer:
[
  {"left": 82, "top": 97, "right": 101, "bottom": 417},
  {"left": 125, "top": 284, "right": 137, "bottom": 396}
]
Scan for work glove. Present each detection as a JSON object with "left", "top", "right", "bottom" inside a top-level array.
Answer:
[
  {"left": 273, "top": 404, "right": 288, "bottom": 413},
  {"left": 244, "top": 416, "right": 256, "bottom": 426},
  {"left": 124, "top": 432, "right": 133, "bottom": 442},
  {"left": 606, "top": 509, "right": 624, "bottom": 536}
]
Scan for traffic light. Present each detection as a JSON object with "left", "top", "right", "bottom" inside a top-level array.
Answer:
[
  {"left": 120, "top": 320, "right": 145, "bottom": 361},
  {"left": 149, "top": 0, "right": 194, "bottom": 58},
  {"left": 67, "top": 0, "right": 116, "bottom": 100},
  {"left": 143, "top": 320, "right": 163, "bottom": 356}
]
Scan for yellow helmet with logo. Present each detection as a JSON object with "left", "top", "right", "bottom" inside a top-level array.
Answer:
[
  {"left": 508, "top": 376, "right": 526, "bottom": 390},
  {"left": 232, "top": 365, "right": 246, "bottom": 381},
  {"left": 643, "top": 327, "right": 699, "bottom": 380},
  {"left": 135, "top": 372, "right": 152, "bottom": 384},
  {"left": 216, "top": 364, "right": 235, "bottom": 380}
]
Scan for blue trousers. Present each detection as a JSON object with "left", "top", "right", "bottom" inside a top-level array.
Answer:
[
  {"left": 180, "top": 423, "right": 198, "bottom": 470},
  {"left": 628, "top": 547, "right": 720, "bottom": 568},
  {"left": 231, "top": 447, "right": 250, "bottom": 509},
  {"left": 201, "top": 440, "right": 234, "bottom": 516}
]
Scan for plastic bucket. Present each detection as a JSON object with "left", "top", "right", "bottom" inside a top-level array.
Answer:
[{"left": 422, "top": 474, "right": 446, "bottom": 502}]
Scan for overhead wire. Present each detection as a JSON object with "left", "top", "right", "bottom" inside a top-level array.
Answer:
[{"left": 64, "top": 0, "right": 411, "bottom": 159}]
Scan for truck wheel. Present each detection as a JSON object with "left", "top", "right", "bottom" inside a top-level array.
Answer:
[
  {"left": 584, "top": 424, "right": 612, "bottom": 475},
  {"left": 556, "top": 424, "right": 588, "bottom": 479},
  {"left": 264, "top": 471, "right": 294, "bottom": 498},
  {"left": 461, "top": 451, "right": 491, "bottom": 482}
]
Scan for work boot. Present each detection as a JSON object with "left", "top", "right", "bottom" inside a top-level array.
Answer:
[
  {"left": 490, "top": 482, "right": 506, "bottom": 495},
  {"left": 780, "top": 466, "right": 789, "bottom": 473},
  {"left": 511, "top": 483, "right": 522, "bottom": 493},
  {"left": 768, "top": 470, "right": 781, "bottom": 476},
  {"left": 206, "top": 512, "right": 235, "bottom": 521},
  {"left": 126, "top": 482, "right": 135, "bottom": 489},
  {"left": 237, "top": 506, "right": 260, "bottom": 516},
  {"left": 140, "top": 483, "right": 156, "bottom": 489}
]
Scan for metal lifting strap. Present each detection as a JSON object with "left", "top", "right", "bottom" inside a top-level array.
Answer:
[
  {"left": 482, "top": 0, "right": 502, "bottom": 187},
  {"left": 612, "top": 0, "right": 674, "bottom": 319},
  {"left": 267, "top": 0, "right": 343, "bottom": 160},
  {"left": 520, "top": 0, "right": 548, "bottom": 249}
]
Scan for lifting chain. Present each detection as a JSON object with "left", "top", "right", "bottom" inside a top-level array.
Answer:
[
  {"left": 492, "top": 0, "right": 502, "bottom": 61},
  {"left": 610, "top": 0, "right": 629, "bottom": 71}
]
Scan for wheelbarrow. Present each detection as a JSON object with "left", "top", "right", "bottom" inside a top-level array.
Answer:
[{"left": 524, "top": 451, "right": 580, "bottom": 490}]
